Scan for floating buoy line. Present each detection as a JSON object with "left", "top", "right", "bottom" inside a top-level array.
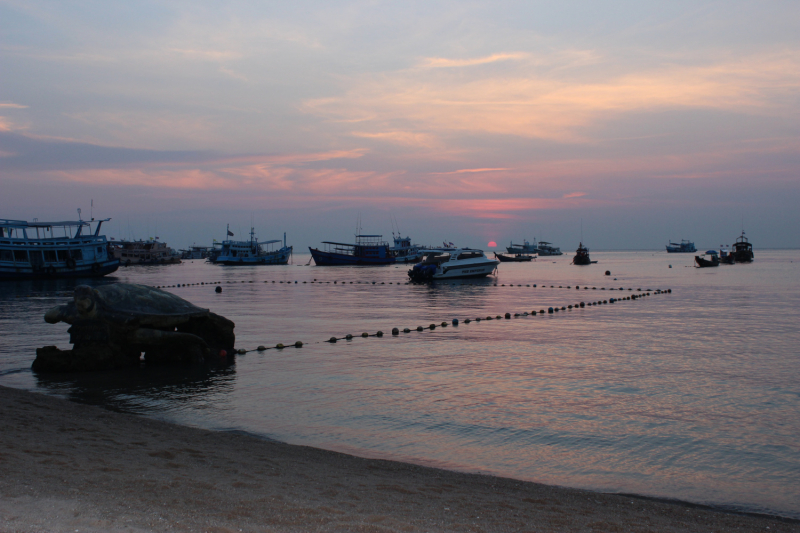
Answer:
[
  {"left": 226, "top": 287, "right": 672, "bottom": 354},
  {"left": 16, "top": 281, "right": 671, "bottom": 354}
]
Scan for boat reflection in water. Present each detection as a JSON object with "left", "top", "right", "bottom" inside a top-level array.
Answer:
[{"left": 34, "top": 360, "right": 237, "bottom": 415}]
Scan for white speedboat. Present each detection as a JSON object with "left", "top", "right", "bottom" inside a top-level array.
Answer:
[{"left": 408, "top": 248, "right": 499, "bottom": 281}]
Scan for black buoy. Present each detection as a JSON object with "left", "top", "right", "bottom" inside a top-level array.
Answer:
[
  {"left": 605, "top": 270, "right": 610, "bottom": 276},
  {"left": 392, "top": 328, "right": 399, "bottom": 335},
  {"left": 548, "top": 307, "right": 554, "bottom": 313},
  {"left": 346, "top": 334, "right": 353, "bottom": 340},
  {"left": 505, "top": 313, "right": 511, "bottom": 319},
  {"left": 376, "top": 331, "right": 384, "bottom": 337},
  {"left": 215, "top": 286, "right": 222, "bottom": 293},
  {"left": 417, "top": 326, "right": 423, "bottom": 331},
  {"left": 404, "top": 328, "right": 411, "bottom": 333},
  {"left": 429, "top": 324, "right": 436, "bottom": 330},
  {"left": 329, "top": 337, "right": 337, "bottom": 343},
  {"left": 452, "top": 318, "right": 459, "bottom": 326}
]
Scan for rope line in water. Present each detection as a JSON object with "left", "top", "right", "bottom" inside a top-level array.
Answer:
[{"left": 233, "top": 288, "right": 671, "bottom": 354}]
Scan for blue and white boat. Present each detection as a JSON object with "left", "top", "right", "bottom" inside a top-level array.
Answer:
[
  {"left": 389, "top": 234, "right": 423, "bottom": 263},
  {"left": 309, "top": 234, "right": 395, "bottom": 265},
  {"left": 0, "top": 217, "right": 119, "bottom": 280},
  {"left": 211, "top": 226, "right": 292, "bottom": 265},
  {"left": 666, "top": 239, "right": 696, "bottom": 253},
  {"left": 506, "top": 239, "right": 538, "bottom": 255}
]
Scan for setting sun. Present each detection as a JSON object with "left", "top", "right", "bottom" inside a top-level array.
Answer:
[{"left": 488, "top": 241, "right": 497, "bottom": 248}]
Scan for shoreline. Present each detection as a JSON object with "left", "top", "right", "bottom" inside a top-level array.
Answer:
[{"left": 1, "top": 385, "right": 797, "bottom": 533}]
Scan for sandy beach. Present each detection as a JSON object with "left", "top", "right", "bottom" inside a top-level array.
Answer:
[{"left": 0, "top": 385, "right": 796, "bottom": 533}]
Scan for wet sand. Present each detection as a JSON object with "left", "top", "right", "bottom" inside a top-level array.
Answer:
[{"left": 0, "top": 385, "right": 796, "bottom": 532}]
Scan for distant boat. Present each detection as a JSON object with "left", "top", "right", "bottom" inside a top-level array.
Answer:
[
  {"left": 389, "top": 234, "right": 423, "bottom": 263},
  {"left": 212, "top": 226, "right": 292, "bottom": 265},
  {"left": 731, "top": 231, "right": 754, "bottom": 263},
  {"left": 408, "top": 248, "right": 499, "bottom": 281},
  {"left": 719, "top": 245, "right": 734, "bottom": 264},
  {"left": 572, "top": 242, "right": 594, "bottom": 265},
  {"left": 494, "top": 252, "right": 533, "bottom": 262},
  {"left": 537, "top": 241, "right": 562, "bottom": 256},
  {"left": 111, "top": 239, "right": 181, "bottom": 266},
  {"left": 310, "top": 234, "right": 395, "bottom": 266},
  {"left": 666, "top": 239, "right": 697, "bottom": 253},
  {"left": 0, "top": 217, "right": 119, "bottom": 280},
  {"left": 695, "top": 250, "right": 720, "bottom": 268},
  {"left": 506, "top": 239, "right": 538, "bottom": 255},
  {"left": 180, "top": 244, "right": 214, "bottom": 260}
]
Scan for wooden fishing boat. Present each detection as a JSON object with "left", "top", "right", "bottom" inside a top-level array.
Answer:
[
  {"left": 695, "top": 251, "right": 720, "bottom": 268},
  {"left": 494, "top": 252, "right": 533, "bottom": 262}
]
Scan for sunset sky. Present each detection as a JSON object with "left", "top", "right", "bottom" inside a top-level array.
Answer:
[{"left": 2, "top": 1, "right": 799, "bottom": 250}]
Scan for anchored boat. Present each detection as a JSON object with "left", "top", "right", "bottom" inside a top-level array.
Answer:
[
  {"left": 731, "top": 231, "right": 754, "bottom": 263},
  {"left": 572, "top": 242, "right": 594, "bottom": 265},
  {"left": 389, "top": 234, "right": 423, "bottom": 263},
  {"left": 408, "top": 248, "right": 499, "bottom": 281},
  {"left": 309, "top": 234, "right": 395, "bottom": 266},
  {"left": 110, "top": 239, "right": 181, "bottom": 266},
  {"left": 212, "top": 226, "right": 292, "bottom": 265},
  {"left": 695, "top": 250, "right": 720, "bottom": 268},
  {"left": 494, "top": 252, "right": 533, "bottom": 262},
  {"left": 666, "top": 239, "right": 697, "bottom": 253},
  {"left": 537, "top": 241, "right": 562, "bottom": 256},
  {"left": 0, "top": 218, "right": 119, "bottom": 280},
  {"left": 506, "top": 239, "right": 538, "bottom": 255}
]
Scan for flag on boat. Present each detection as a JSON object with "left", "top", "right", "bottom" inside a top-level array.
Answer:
[
  {"left": 449, "top": 242, "right": 454, "bottom": 246},
  {"left": 227, "top": 230, "right": 234, "bottom": 236}
]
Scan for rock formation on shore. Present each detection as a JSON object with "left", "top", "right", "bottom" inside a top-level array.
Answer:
[{"left": 34, "top": 283, "right": 235, "bottom": 372}]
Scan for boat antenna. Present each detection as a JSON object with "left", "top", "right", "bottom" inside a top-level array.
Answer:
[
  {"left": 77, "top": 207, "right": 82, "bottom": 221},
  {"left": 90, "top": 199, "right": 94, "bottom": 221}
]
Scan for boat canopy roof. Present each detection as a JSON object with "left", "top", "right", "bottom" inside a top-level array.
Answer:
[
  {"left": 0, "top": 218, "right": 110, "bottom": 229},
  {"left": 705, "top": 250, "right": 719, "bottom": 255},
  {"left": 420, "top": 247, "right": 484, "bottom": 254}
]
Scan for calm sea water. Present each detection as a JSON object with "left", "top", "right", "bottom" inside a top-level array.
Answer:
[{"left": 1, "top": 250, "right": 799, "bottom": 519}]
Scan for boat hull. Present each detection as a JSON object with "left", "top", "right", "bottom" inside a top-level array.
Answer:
[
  {"left": 214, "top": 247, "right": 292, "bottom": 266},
  {"left": 309, "top": 247, "right": 395, "bottom": 266},
  {"left": 409, "top": 260, "right": 498, "bottom": 281},
  {"left": 0, "top": 260, "right": 120, "bottom": 280},
  {"left": 495, "top": 253, "right": 533, "bottom": 262},
  {"left": 695, "top": 255, "right": 720, "bottom": 267}
]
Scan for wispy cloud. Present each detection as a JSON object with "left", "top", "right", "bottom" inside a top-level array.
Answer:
[
  {"left": 422, "top": 53, "right": 528, "bottom": 68},
  {"left": 0, "top": 102, "right": 28, "bottom": 109},
  {"left": 432, "top": 168, "right": 511, "bottom": 175}
]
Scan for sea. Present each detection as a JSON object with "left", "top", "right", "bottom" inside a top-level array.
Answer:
[{"left": 1, "top": 250, "right": 799, "bottom": 519}]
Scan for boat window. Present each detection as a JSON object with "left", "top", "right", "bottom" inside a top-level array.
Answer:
[
  {"left": 71, "top": 249, "right": 83, "bottom": 260},
  {"left": 97, "top": 246, "right": 103, "bottom": 254},
  {"left": 0, "top": 250, "right": 12, "bottom": 262},
  {"left": 14, "top": 250, "right": 28, "bottom": 263},
  {"left": 57, "top": 250, "right": 69, "bottom": 262},
  {"left": 456, "top": 252, "right": 482, "bottom": 260},
  {"left": 44, "top": 250, "right": 58, "bottom": 262}
]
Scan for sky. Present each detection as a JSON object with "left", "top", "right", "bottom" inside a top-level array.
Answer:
[{"left": 2, "top": 0, "right": 799, "bottom": 250}]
